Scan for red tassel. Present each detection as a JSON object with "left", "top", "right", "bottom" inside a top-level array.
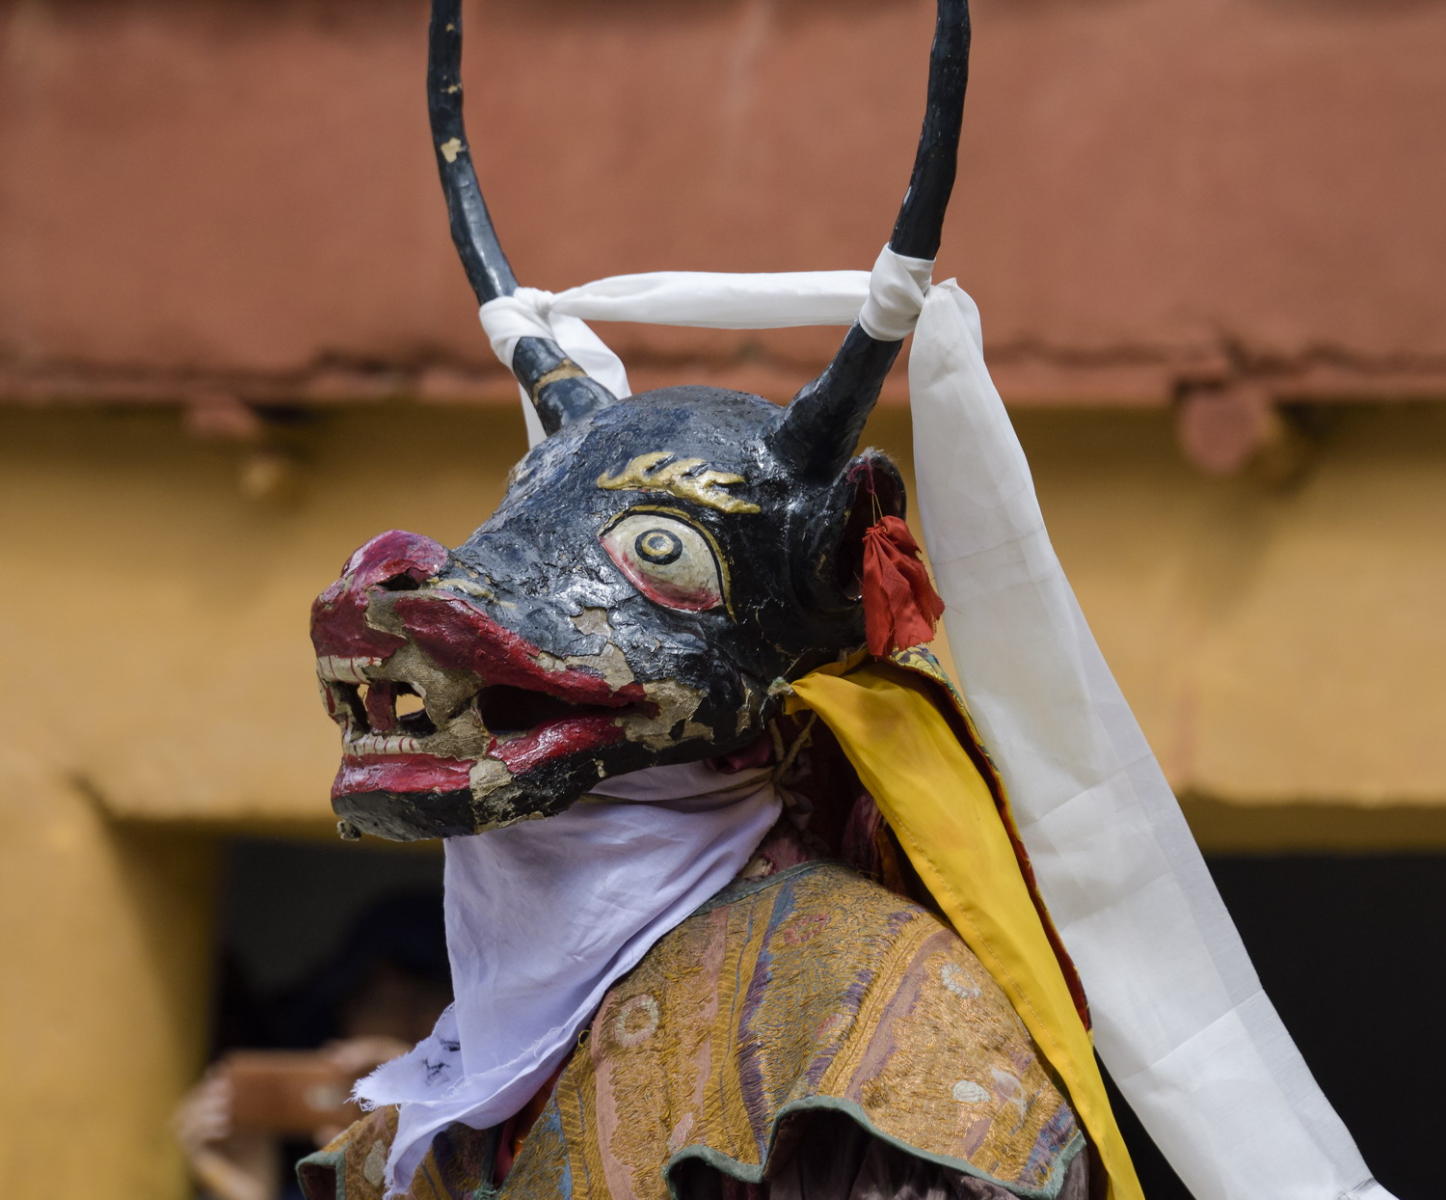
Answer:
[{"left": 861, "top": 515, "right": 946, "bottom": 656}]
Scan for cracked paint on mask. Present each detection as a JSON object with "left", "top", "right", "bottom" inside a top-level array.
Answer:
[{"left": 311, "top": 389, "right": 909, "bottom": 840}]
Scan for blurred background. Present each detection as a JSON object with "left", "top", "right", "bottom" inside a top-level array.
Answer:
[{"left": 1, "top": 0, "right": 1442, "bottom": 1196}]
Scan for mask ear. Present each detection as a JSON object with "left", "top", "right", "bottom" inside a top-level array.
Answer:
[{"left": 798, "top": 450, "right": 908, "bottom": 613}]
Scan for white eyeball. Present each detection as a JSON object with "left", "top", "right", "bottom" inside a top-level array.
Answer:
[{"left": 600, "top": 513, "right": 726, "bottom": 612}]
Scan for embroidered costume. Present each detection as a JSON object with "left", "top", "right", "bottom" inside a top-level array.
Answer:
[
  {"left": 302, "top": 863, "right": 1094, "bottom": 1200},
  {"left": 303, "top": 1, "right": 1395, "bottom": 1197},
  {"left": 301, "top": 656, "right": 1097, "bottom": 1200}
]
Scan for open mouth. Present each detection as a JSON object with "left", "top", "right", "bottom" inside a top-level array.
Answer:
[
  {"left": 316, "top": 655, "right": 655, "bottom": 782},
  {"left": 311, "top": 540, "right": 696, "bottom": 834},
  {"left": 326, "top": 676, "right": 440, "bottom": 756}
]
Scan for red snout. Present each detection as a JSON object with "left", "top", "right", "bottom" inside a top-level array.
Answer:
[
  {"left": 313, "top": 529, "right": 651, "bottom": 807},
  {"left": 311, "top": 530, "right": 450, "bottom": 659}
]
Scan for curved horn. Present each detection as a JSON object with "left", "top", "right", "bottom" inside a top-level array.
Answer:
[
  {"left": 429, "top": 0, "right": 615, "bottom": 434},
  {"left": 770, "top": 0, "right": 970, "bottom": 478}
]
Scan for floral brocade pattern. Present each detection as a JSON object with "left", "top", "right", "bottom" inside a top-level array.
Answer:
[
  {"left": 300, "top": 863, "right": 1084, "bottom": 1200},
  {"left": 508, "top": 863, "right": 1082, "bottom": 1199},
  {"left": 300, "top": 1105, "right": 500, "bottom": 1200}
]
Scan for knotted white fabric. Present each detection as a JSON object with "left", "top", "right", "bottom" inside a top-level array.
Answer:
[
  {"left": 858, "top": 246, "right": 934, "bottom": 340},
  {"left": 357, "top": 762, "right": 781, "bottom": 1198},
  {"left": 479, "top": 244, "right": 935, "bottom": 434},
  {"left": 464, "top": 245, "right": 1394, "bottom": 1200}
]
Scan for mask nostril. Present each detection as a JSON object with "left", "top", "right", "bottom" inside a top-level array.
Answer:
[
  {"left": 341, "top": 531, "right": 450, "bottom": 589},
  {"left": 377, "top": 573, "right": 423, "bottom": 592}
]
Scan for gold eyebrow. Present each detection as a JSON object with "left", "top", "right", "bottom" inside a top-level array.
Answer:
[{"left": 597, "top": 452, "right": 761, "bottom": 515}]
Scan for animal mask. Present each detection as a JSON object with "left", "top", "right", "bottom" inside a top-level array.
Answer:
[{"left": 311, "top": 0, "right": 969, "bottom": 840}]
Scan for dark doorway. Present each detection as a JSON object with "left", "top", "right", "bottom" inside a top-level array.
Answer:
[
  {"left": 1112, "top": 854, "right": 1442, "bottom": 1199},
  {"left": 208, "top": 836, "right": 445, "bottom": 1051}
]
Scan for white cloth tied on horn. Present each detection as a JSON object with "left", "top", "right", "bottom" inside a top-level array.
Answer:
[
  {"left": 478, "top": 244, "right": 935, "bottom": 425},
  {"left": 462, "top": 243, "right": 1394, "bottom": 1200},
  {"left": 858, "top": 245, "right": 934, "bottom": 340}
]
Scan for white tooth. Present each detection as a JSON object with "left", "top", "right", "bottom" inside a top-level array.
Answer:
[
  {"left": 323, "top": 655, "right": 373, "bottom": 684},
  {"left": 318, "top": 654, "right": 382, "bottom": 684},
  {"left": 343, "top": 727, "right": 436, "bottom": 758}
]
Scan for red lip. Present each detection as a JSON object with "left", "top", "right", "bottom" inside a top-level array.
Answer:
[
  {"left": 488, "top": 716, "right": 626, "bottom": 774},
  {"left": 392, "top": 594, "right": 644, "bottom": 709},
  {"left": 332, "top": 753, "right": 473, "bottom": 801}
]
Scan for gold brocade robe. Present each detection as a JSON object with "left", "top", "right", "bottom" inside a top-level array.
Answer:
[{"left": 299, "top": 862, "right": 1089, "bottom": 1200}]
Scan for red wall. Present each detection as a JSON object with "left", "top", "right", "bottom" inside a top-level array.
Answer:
[{"left": 4, "top": 0, "right": 1444, "bottom": 407}]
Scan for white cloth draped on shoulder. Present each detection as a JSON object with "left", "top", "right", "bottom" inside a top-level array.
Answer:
[{"left": 356, "top": 762, "right": 781, "bottom": 1198}]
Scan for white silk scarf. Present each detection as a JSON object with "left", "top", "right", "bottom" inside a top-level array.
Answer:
[
  {"left": 469, "top": 249, "right": 1395, "bottom": 1200},
  {"left": 356, "top": 762, "right": 781, "bottom": 1197}
]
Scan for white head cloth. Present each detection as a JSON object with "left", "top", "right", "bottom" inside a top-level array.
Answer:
[{"left": 462, "top": 246, "right": 1394, "bottom": 1200}]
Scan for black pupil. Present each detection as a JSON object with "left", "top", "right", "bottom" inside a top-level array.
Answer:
[{"left": 636, "top": 529, "right": 683, "bottom": 565}]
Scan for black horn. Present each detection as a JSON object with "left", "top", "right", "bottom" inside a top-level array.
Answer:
[
  {"left": 770, "top": 0, "right": 970, "bottom": 479},
  {"left": 428, "top": 0, "right": 615, "bottom": 433}
]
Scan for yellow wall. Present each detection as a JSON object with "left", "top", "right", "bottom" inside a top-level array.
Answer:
[
  {"left": 1015, "top": 403, "right": 1446, "bottom": 847},
  {"left": 0, "top": 764, "right": 214, "bottom": 1199},
  {"left": 1, "top": 407, "right": 530, "bottom": 830},
  {"left": 1, "top": 399, "right": 1443, "bottom": 1195},
  {"left": 6, "top": 402, "right": 1442, "bottom": 831}
]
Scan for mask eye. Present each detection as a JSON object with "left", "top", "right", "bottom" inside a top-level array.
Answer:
[{"left": 601, "top": 513, "right": 726, "bottom": 612}]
